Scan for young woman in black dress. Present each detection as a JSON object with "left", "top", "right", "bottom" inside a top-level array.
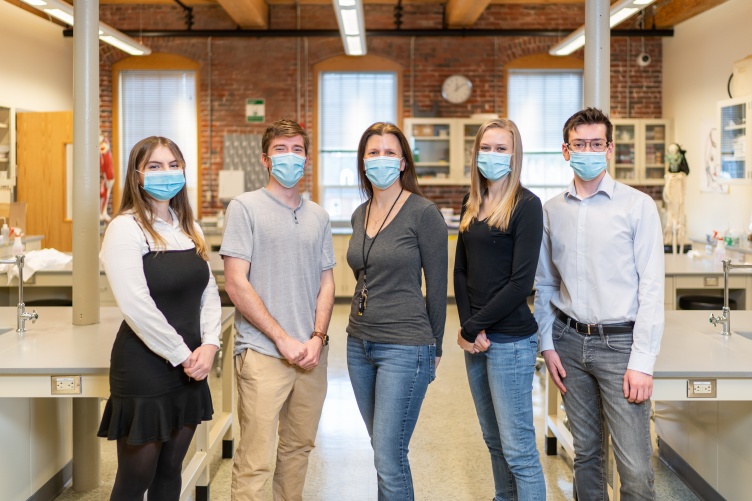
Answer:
[{"left": 97, "top": 136, "right": 221, "bottom": 500}]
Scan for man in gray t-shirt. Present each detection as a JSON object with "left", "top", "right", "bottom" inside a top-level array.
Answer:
[{"left": 221, "top": 119, "right": 335, "bottom": 501}]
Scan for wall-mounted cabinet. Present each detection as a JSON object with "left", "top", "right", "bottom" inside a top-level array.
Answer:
[
  {"left": 718, "top": 96, "right": 751, "bottom": 182},
  {"left": 0, "top": 105, "right": 16, "bottom": 189},
  {"left": 609, "top": 118, "right": 672, "bottom": 186},
  {"left": 404, "top": 118, "right": 485, "bottom": 185}
]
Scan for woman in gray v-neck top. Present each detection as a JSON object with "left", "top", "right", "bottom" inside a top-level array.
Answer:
[{"left": 345, "top": 122, "right": 447, "bottom": 501}]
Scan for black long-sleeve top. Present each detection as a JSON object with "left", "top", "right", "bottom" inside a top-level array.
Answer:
[{"left": 454, "top": 188, "right": 543, "bottom": 342}]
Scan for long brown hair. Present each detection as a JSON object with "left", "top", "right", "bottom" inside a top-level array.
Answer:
[
  {"left": 356, "top": 122, "right": 423, "bottom": 200},
  {"left": 117, "top": 136, "right": 208, "bottom": 260},
  {"left": 460, "top": 119, "right": 524, "bottom": 233}
]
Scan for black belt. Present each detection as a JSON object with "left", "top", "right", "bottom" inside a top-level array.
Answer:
[{"left": 556, "top": 311, "right": 634, "bottom": 335}]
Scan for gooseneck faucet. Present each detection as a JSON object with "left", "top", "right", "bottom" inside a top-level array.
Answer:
[
  {"left": 0, "top": 254, "right": 39, "bottom": 334},
  {"left": 709, "top": 259, "right": 752, "bottom": 336}
]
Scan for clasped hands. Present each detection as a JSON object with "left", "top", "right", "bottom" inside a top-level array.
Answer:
[
  {"left": 457, "top": 329, "right": 491, "bottom": 354},
  {"left": 182, "top": 344, "right": 218, "bottom": 381},
  {"left": 278, "top": 335, "right": 324, "bottom": 371}
]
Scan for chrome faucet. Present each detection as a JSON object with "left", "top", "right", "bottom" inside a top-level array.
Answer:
[
  {"left": 709, "top": 259, "right": 752, "bottom": 336},
  {"left": 0, "top": 254, "right": 39, "bottom": 334}
]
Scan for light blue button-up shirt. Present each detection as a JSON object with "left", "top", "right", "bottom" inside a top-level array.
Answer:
[{"left": 534, "top": 172, "right": 664, "bottom": 375}]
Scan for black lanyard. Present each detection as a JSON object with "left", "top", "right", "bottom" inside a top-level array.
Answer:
[{"left": 358, "top": 188, "right": 403, "bottom": 316}]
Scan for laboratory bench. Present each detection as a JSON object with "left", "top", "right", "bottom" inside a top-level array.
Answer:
[
  {"left": 664, "top": 253, "right": 752, "bottom": 310},
  {"left": 544, "top": 311, "right": 752, "bottom": 500},
  {"left": 0, "top": 306, "right": 235, "bottom": 500}
]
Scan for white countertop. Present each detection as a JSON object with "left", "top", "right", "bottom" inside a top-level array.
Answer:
[
  {"left": 0, "top": 306, "right": 234, "bottom": 375},
  {"left": 655, "top": 310, "right": 752, "bottom": 378},
  {"left": 664, "top": 253, "right": 752, "bottom": 276}
]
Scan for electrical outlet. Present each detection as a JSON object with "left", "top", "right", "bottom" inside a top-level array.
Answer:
[
  {"left": 50, "top": 376, "right": 82, "bottom": 395},
  {"left": 687, "top": 379, "right": 716, "bottom": 398}
]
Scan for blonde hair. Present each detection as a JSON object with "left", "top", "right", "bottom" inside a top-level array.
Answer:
[
  {"left": 459, "top": 119, "right": 524, "bottom": 233},
  {"left": 116, "top": 136, "right": 208, "bottom": 260}
]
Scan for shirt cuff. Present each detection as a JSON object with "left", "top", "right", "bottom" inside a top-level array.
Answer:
[
  {"left": 627, "top": 352, "right": 656, "bottom": 376},
  {"left": 167, "top": 344, "right": 192, "bottom": 367},
  {"left": 460, "top": 327, "right": 477, "bottom": 343}
]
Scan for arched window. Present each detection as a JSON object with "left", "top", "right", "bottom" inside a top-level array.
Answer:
[
  {"left": 506, "top": 54, "right": 583, "bottom": 201},
  {"left": 113, "top": 53, "right": 201, "bottom": 214},
  {"left": 314, "top": 55, "right": 403, "bottom": 223}
]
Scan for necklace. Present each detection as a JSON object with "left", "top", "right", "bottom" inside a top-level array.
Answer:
[{"left": 358, "top": 188, "right": 404, "bottom": 316}]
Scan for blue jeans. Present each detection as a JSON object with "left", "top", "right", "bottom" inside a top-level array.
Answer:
[
  {"left": 347, "top": 336, "right": 435, "bottom": 501},
  {"left": 552, "top": 317, "right": 655, "bottom": 500},
  {"left": 465, "top": 335, "right": 546, "bottom": 501}
]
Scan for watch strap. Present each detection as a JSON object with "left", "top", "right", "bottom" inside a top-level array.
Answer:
[{"left": 311, "top": 330, "right": 328, "bottom": 346}]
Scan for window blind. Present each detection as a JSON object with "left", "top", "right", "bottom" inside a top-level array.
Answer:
[
  {"left": 508, "top": 70, "right": 583, "bottom": 201},
  {"left": 120, "top": 70, "right": 198, "bottom": 211},
  {"left": 319, "top": 72, "right": 397, "bottom": 221}
]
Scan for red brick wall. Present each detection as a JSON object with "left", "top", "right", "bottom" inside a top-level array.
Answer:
[{"left": 98, "top": 3, "right": 664, "bottom": 215}]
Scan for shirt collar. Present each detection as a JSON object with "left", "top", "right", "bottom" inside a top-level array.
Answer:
[
  {"left": 153, "top": 206, "right": 179, "bottom": 228},
  {"left": 565, "top": 171, "right": 615, "bottom": 200}
]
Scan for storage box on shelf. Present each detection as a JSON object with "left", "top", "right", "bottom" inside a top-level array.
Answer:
[
  {"left": 609, "top": 119, "right": 672, "bottom": 186},
  {"left": 404, "top": 117, "right": 485, "bottom": 185},
  {"left": 718, "top": 96, "right": 751, "bottom": 182}
]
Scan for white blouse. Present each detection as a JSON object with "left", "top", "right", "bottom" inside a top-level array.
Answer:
[{"left": 100, "top": 208, "right": 222, "bottom": 367}]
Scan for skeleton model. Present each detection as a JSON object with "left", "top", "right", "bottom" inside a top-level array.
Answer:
[
  {"left": 99, "top": 135, "right": 115, "bottom": 222},
  {"left": 663, "top": 143, "right": 689, "bottom": 253}
]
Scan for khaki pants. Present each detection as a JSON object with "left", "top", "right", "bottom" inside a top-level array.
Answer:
[{"left": 231, "top": 347, "right": 328, "bottom": 501}]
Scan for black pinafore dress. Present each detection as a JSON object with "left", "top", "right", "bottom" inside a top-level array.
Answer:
[{"left": 98, "top": 236, "right": 214, "bottom": 445}]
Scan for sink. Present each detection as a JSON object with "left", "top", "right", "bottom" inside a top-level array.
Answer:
[
  {"left": 0, "top": 327, "right": 14, "bottom": 335},
  {"left": 733, "top": 331, "right": 752, "bottom": 341}
]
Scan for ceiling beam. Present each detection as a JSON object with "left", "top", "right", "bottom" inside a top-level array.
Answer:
[
  {"left": 215, "top": 0, "right": 268, "bottom": 28},
  {"left": 445, "top": 0, "right": 492, "bottom": 28},
  {"left": 651, "top": 0, "right": 728, "bottom": 28}
]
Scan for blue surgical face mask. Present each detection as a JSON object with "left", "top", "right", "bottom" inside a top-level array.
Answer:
[
  {"left": 569, "top": 151, "right": 608, "bottom": 181},
  {"left": 270, "top": 153, "right": 305, "bottom": 188},
  {"left": 477, "top": 152, "right": 512, "bottom": 181},
  {"left": 143, "top": 170, "right": 185, "bottom": 201},
  {"left": 365, "top": 156, "right": 402, "bottom": 190}
]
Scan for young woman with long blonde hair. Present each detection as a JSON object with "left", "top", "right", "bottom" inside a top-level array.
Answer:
[{"left": 454, "top": 119, "right": 546, "bottom": 500}]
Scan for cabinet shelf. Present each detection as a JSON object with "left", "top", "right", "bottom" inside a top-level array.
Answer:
[
  {"left": 718, "top": 97, "right": 751, "bottom": 183},
  {"left": 414, "top": 136, "right": 450, "bottom": 141},
  {"left": 405, "top": 117, "right": 487, "bottom": 185},
  {"left": 609, "top": 119, "right": 672, "bottom": 186}
]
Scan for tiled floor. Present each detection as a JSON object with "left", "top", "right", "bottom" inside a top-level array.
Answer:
[{"left": 55, "top": 303, "right": 698, "bottom": 500}]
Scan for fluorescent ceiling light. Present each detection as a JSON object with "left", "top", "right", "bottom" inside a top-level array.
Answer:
[
  {"left": 610, "top": 7, "right": 639, "bottom": 27},
  {"left": 550, "top": 0, "right": 655, "bottom": 56},
  {"left": 20, "top": 0, "right": 151, "bottom": 56},
  {"left": 332, "top": 0, "right": 366, "bottom": 56}
]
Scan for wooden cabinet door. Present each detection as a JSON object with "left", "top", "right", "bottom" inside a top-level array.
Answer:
[{"left": 17, "top": 111, "right": 73, "bottom": 252}]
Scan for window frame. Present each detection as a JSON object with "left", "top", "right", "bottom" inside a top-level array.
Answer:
[
  {"left": 505, "top": 53, "right": 584, "bottom": 201},
  {"left": 112, "top": 53, "right": 202, "bottom": 216},
  {"left": 312, "top": 55, "right": 403, "bottom": 208}
]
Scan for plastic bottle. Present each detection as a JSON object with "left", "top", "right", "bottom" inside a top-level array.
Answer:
[
  {"left": 714, "top": 238, "right": 726, "bottom": 265},
  {"left": 0, "top": 222, "right": 7, "bottom": 246},
  {"left": 12, "top": 236, "right": 23, "bottom": 256}
]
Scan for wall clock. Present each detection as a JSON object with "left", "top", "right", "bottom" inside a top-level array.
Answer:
[{"left": 441, "top": 75, "right": 473, "bottom": 104}]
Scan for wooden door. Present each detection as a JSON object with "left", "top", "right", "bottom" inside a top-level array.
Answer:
[{"left": 17, "top": 111, "right": 73, "bottom": 252}]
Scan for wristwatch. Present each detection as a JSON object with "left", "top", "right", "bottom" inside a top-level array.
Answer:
[{"left": 311, "top": 330, "right": 329, "bottom": 346}]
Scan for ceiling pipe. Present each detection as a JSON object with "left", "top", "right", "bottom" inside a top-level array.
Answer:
[{"left": 63, "top": 28, "right": 673, "bottom": 38}]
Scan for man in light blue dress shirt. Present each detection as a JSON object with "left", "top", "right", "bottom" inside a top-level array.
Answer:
[{"left": 535, "top": 108, "right": 664, "bottom": 500}]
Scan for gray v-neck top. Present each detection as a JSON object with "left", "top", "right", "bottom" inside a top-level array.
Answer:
[{"left": 346, "top": 193, "right": 448, "bottom": 356}]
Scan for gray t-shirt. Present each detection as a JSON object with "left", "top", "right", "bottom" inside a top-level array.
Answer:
[
  {"left": 220, "top": 188, "right": 335, "bottom": 358},
  {"left": 346, "top": 193, "right": 448, "bottom": 356}
]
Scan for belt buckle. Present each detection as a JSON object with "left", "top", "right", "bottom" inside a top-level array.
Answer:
[{"left": 580, "top": 322, "right": 597, "bottom": 335}]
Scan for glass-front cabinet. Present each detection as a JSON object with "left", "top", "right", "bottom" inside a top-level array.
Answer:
[
  {"left": 718, "top": 97, "right": 751, "bottom": 182},
  {"left": 404, "top": 117, "right": 486, "bottom": 184},
  {"left": 609, "top": 119, "right": 672, "bottom": 186},
  {"left": 0, "top": 105, "right": 15, "bottom": 189}
]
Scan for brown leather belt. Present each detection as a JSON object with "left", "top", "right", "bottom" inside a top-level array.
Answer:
[{"left": 556, "top": 310, "right": 634, "bottom": 335}]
